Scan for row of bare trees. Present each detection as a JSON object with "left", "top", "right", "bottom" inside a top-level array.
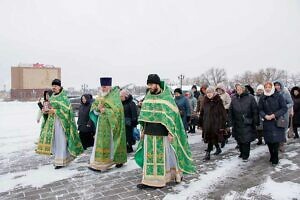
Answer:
[{"left": 181, "top": 68, "right": 300, "bottom": 89}]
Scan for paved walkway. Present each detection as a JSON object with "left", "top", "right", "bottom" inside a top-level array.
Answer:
[{"left": 1, "top": 132, "right": 300, "bottom": 200}]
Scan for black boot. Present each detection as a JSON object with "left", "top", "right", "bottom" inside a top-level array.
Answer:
[
  {"left": 127, "top": 145, "right": 133, "bottom": 153},
  {"left": 221, "top": 141, "right": 226, "bottom": 148},
  {"left": 214, "top": 146, "right": 222, "bottom": 155},
  {"left": 203, "top": 152, "right": 210, "bottom": 161},
  {"left": 115, "top": 163, "right": 123, "bottom": 168}
]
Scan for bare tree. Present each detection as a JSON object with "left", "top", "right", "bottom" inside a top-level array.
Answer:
[
  {"left": 200, "top": 68, "right": 227, "bottom": 86},
  {"left": 287, "top": 73, "right": 300, "bottom": 88},
  {"left": 258, "top": 68, "right": 286, "bottom": 83}
]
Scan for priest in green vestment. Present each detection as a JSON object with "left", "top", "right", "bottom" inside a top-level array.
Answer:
[
  {"left": 135, "top": 74, "right": 195, "bottom": 189},
  {"left": 89, "top": 77, "right": 127, "bottom": 171},
  {"left": 36, "top": 79, "right": 84, "bottom": 169}
]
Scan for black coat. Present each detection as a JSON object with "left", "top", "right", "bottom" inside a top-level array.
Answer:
[
  {"left": 199, "top": 94, "right": 227, "bottom": 144},
  {"left": 229, "top": 92, "right": 259, "bottom": 143},
  {"left": 122, "top": 95, "right": 138, "bottom": 128},
  {"left": 77, "top": 94, "right": 95, "bottom": 133},
  {"left": 258, "top": 92, "right": 288, "bottom": 143},
  {"left": 291, "top": 86, "right": 300, "bottom": 125}
]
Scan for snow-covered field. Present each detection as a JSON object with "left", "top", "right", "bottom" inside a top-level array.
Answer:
[
  {"left": 1, "top": 102, "right": 300, "bottom": 200},
  {"left": 0, "top": 102, "right": 40, "bottom": 155}
]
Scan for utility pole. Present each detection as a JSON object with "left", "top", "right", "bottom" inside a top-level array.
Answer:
[
  {"left": 81, "top": 84, "right": 88, "bottom": 94},
  {"left": 178, "top": 74, "right": 185, "bottom": 90}
]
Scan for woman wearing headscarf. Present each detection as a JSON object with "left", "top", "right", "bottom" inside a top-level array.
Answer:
[
  {"left": 258, "top": 82, "right": 287, "bottom": 166},
  {"left": 78, "top": 94, "right": 95, "bottom": 150},
  {"left": 255, "top": 84, "right": 265, "bottom": 145},
  {"left": 291, "top": 86, "right": 300, "bottom": 139},
  {"left": 229, "top": 84, "right": 259, "bottom": 161},
  {"left": 199, "top": 86, "right": 227, "bottom": 160}
]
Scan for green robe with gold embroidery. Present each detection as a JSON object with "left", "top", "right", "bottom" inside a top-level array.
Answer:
[
  {"left": 135, "top": 81, "right": 195, "bottom": 175},
  {"left": 36, "top": 89, "right": 84, "bottom": 157},
  {"left": 89, "top": 87, "right": 127, "bottom": 164}
]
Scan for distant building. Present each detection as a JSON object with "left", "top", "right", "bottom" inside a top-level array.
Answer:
[{"left": 11, "top": 63, "right": 61, "bottom": 101}]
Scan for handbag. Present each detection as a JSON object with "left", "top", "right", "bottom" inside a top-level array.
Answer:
[{"left": 276, "top": 116, "right": 288, "bottom": 128}]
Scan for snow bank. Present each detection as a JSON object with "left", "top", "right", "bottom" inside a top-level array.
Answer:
[
  {"left": 164, "top": 146, "right": 267, "bottom": 200},
  {"left": 224, "top": 176, "right": 300, "bottom": 200},
  {"left": 0, "top": 164, "right": 78, "bottom": 193}
]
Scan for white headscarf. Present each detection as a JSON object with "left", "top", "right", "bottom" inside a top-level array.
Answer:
[{"left": 263, "top": 82, "right": 275, "bottom": 96}]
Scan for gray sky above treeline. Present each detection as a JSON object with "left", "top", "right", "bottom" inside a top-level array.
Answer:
[{"left": 0, "top": 0, "right": 299, "bottom": 89}]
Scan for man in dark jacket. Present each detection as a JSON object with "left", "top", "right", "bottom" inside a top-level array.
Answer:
[
  {"left": 229, "top": 84, "right": 259, "bottom": 161},
  {"left": 78, "top": 94, "right": 95, "bottom": 150},
  {"left": 174, "top": 88, "right": 191, "bottom": 132},
  {"left": 120, "top": 90, "right": 138, "bottom": 153}
]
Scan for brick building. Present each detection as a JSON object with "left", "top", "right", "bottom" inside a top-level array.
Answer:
[{"left": 11, "top": 64, "right": 61, "bottom": 101}]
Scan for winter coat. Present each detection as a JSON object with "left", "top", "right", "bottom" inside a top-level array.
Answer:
[
  {"left": 196, "top": 94, "right": 205, "bottom": 113},
  {"left": 274, "top": 80, "right": 293, "bottom": 128},
  {"left": 216, "top": 83, "right": 231, "bottom": 110},
  {"left": 199, "top": 94, "right": 227, "bottom": 144},
  {"left": 258, "top": 92, "right": 288, "bottom": 143},
  {"left": 122, "top": 95, "right": 138, "bottom": 128},
  {"left": 77, "top": 94, "right": 95, "bottom": 133},
  {"left": 229, "top": 92, "right": 259, "bottom": 143},
  {"left": 193, "top": 90, "right": 201, "bottom": 100},
  {"left": 255, "top": 94, "right": 264, "bottom": 129},
  {"left": 291, "top": 86, "right": 300, "bottom": 126},
  {"left": 187, "top": 91, "right": 197, "bottom": 112},
  {"left": 175, "top": 95, "right": 191, "bottom": 130}
]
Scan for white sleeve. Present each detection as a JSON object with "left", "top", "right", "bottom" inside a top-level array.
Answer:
[
  {"left": 37, "top": 109, "right": 42, "bottom": 121},
  {"left": 93, "top": 110, "right": 100, "bottom": 116}
]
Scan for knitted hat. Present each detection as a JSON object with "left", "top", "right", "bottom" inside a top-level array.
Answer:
[
  {"left": 256, "top": 84, "right": 264, "bottom": 91},
  {"left": 147, "top": 74, "right": 160, "bottom": 85},
  {"left": 51, "top": 79, "right": 61, "bottom": 86},
  {"left": 174, "top": 88, "right": 182, "bottom": 94}
]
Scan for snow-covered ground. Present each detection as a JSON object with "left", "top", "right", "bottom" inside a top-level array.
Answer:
[
  {"left": 0, "top": 102, "right": 40, "bottom": 155},
  {"left": 1, "top": 102, "right": 300, "bottom": 200},
  {"left": 224, "top": 176, "right": 300, "bottom": 200},
  {"left": 0, "top": 102, "right": 141, "bottom": 193}
]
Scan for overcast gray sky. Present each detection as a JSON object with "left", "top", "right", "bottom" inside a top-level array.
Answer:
[{"left": 0, "top": 0, "right": 300, "bottom": 89}]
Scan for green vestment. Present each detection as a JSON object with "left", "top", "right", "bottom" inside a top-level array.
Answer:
[
  {"left": 135, "top": 81, "right": 195, "bottom": 179},
  {"left": 89, "top": 87, "right": 127, "bottom": 168},
  {"left": 36, "top": 89, "right": 84, "bottom": 157}
]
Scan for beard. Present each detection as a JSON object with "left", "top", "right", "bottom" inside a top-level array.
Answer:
[
  {"left": 150, "top": 88, "right": 158, "bottom": 94},
  {"left": 99, "top": 90, "right": 110, "bottom": 97}
]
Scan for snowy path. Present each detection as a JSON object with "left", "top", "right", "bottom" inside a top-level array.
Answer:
[{"left": 1, "top": 102, "right": 300, "bottom": 200}]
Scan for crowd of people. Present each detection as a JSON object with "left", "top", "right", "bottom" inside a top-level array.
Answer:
[{"left": 34, "top": 74, "right": 300, "bottom": 189}]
